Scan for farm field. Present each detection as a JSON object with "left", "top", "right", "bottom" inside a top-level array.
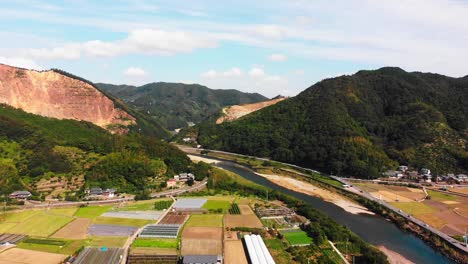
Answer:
[
  {"left": 159, "top": 213, "right": 189, "bottom": 225},
  {"left": 52, "top": 218, "right": 91, "bottom": 239},
  {"left": 0, "top": 248, "right": 67, "bottom": 264},
  {"left": 181, "top": 227, "right": 222, "bottom": 255},
  {"left": 92, "top": 216, "right": 152, "bottom": 227},
  {"left": 355, "top": 183, "right": 425, "bottom": 202},
  {"left": 101, "top": 211, "right": 163, "bottom": 220},
  {"left": 225, "top": 214, "right": 263, "bottom": 228},
  {"left": 88, "top": 224, "right": 138, "bottom": 236},
  {"left": 132, "top": 238, "right": 178, "bottom": 248},
  {"left": 0, "top": 209, "right": 75, "bottom": 237},
  {"left": 263, "top": 238, "right": 292, "bottom": 264},
  {"left": 282, "top": 230, "right": 312, "bottom": 246},
  {"left": 130, "top": 247, "right": 177, "bottom": 255},
  {"left": 224, "top": 240, "right": 248, "bottom": 264},
  {"left": 185, "top": 214, "right": 223, "bottom": 227},
  {"left": 17, "top": 236, "right": 127, "bottom": 255},
  {"left": 388, "top": 189, "right": 468, "bottom": 235},
  {"left": 118, "top": 198, "right": 172, "bottom": 211},
  {"left": 239, "top": 204, "right": 254, "bottom": 215},
  {"left": 74, "top": 206, "right": 111, "bottom": 218},
  {"left": 202, "top": 200, "right": 232, "bottom": 212}
]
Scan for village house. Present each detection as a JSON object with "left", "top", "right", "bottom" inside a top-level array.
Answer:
[
  {"left": 174, "top": 173, "right": 195, "bottom": 182},
  {"left": 166, "top": 179, "right": 177, "bottom": 188},
  {"left": 9, "top": 191, "right": 31, "bottom": 200}
]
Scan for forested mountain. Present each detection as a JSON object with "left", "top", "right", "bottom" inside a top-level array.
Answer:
[
  {"left": 0, "top": 64, "right": 169, "bottom": 138},
  {"left": 96, "top": 82, "right": 268, "bottom": 130},
  {"left": 195, "top": 67, "right": 468, "bottom": 178},
  {"left": 0, "top": 104, "right": 190, "bottom": 198}
]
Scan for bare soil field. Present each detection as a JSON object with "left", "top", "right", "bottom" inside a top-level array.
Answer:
[
  {"left": 181, "top": 227, "right": 223, "bottom": 255},
  {"left": 225, "top": 214, "right": 263, "bottom": 228},
  {"left": 52, "top": 218, "right": 91, "bottom": 239},
  {"left": 450, "top": 188, "right": 468, "bottom": 195},
  {"left": 0, "top": 248, "right": 67, "bottom": 264},
  {"left": 358, "top": 183, "right": 425, "bottom": 202},
  {"left": 181, "top": 239, "right": 222, "bottom": 255},
  {"left": 159, "top": 213, "right": 189, "bottom": 225},
  {"left": 239, "top": 204, "right": 254, "bottom": 215},
  {"left": 224, "top": 240, "right": 248, "bottom": 264},
  {"left": 182, "top": 227, "right": 222, "bottom": 240}
]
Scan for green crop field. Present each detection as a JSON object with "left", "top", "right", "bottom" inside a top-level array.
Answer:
[
  {"left": 427, "top": 190, "right": 457, "bottom": 201},
  {"left": 283, "top": 230, "right": 312, "bottom": 245},
  {"left": 18, "top": 238, "right": 84, "bottom": 255},
  {"left": 86, "top": 236, "right": 128, "bottom": 248},
  {"left": 185, "top": 214, "right": 223, "bottom": 227},
  {"left": 202, "top": 200, "right": 231, "bottom": 212},
  {"left": 74, "top": 206, "right": 111, "bottom": 218},
  {"left": 132, "top": 238, "right": 178, "bottom": 248},
  {"left": 93, "top": 217, "right": 152, "bottom": 227},
  {"left": 0, "top": 209, "right": 74, "bottom": 237}
]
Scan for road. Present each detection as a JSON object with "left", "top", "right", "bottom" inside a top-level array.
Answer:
[
  {"left": 179, "top": 146, "right": 468, "bottom": 254},
  {"left": 22, "top": 179, "right": 207, "bottom": 210},
  {"left": 336, "top": 176, "right": 468, "bottom": 253},
  {"left": 120, "top": 196, "right": 176, "bottom": 264}
]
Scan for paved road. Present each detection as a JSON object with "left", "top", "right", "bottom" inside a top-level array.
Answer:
[
  {"left": 22, "top": 179, "right": 207, "bottom": 210},
  {"left": 179, "top": 146, "right": 468, "bottom": 253}
]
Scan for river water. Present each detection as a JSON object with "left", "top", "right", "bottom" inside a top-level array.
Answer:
[{"left": 214, "top": 161, "right": 453, "bottom": 264}]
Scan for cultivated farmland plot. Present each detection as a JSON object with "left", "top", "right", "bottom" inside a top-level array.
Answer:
[
  {"left": 88, "top": 224, "right": 138, "bottom": 236},
  {"left": 101, "top": 211, "right": 163, "bottom": 220},
  {"left": 139, "top": 224, "right": 181, "bottom": 238},
  {"left": 74, "top": 247, "right": 124, "bottom": 264},
  {"left": 0, "top": 248, "right": 67, "bottom": 264}
]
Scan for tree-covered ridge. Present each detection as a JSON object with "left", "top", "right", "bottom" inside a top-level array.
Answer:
[
  {"left": 0, "top": 104, "right": 190, "bottom": 197},
  {"left": 52, "top": 69, "right": 170, "bottom": 139},
  {"left": 196, "top": 67, "right": 468, "bottom": 178},
  {"left": 97, "top": 82, "right": 268, "bottom": 130}
]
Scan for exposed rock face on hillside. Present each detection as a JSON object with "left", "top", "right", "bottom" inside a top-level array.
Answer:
[
  {"left": 216, "top": 97, "right": 287, "bottom": 124},
  {"left": 0, "top": 64, "right": 135, "bottom": 133}
]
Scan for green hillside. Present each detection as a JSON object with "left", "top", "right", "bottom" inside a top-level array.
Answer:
[
  {"left": 196, "top": 67, "right": 468, "bottom": 178},
  {"left": 97, "top": 82, "right": 268, "bottom": 130},
  {"left": 0, "top": 104, "right": 190, "bottom": 197}
]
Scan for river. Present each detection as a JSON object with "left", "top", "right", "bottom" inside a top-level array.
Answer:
[{"left": 213, "top": 160, "right": 453, "bottom": 264}]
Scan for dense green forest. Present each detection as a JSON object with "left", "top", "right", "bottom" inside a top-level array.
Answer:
[
  {"left": 194, "top": 67, "right": 468, "bottom": 178},
  {"left": 97, "top": 82, "right": 268, "bottom": 130},
  {"left": 0, "top": 104, "right": 190, "bottom": 198}
]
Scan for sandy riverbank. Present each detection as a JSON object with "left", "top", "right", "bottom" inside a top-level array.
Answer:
[
  {"left": 257, "top": 173, "right": 374, "bottom": 215},
  {"left": 188, "top": 154, "right": 222, "bottom": 164},
  {"left": 378, "top": 246, "right": 415, "bottom": 264},
  {"left": 187, "top": 154, "right": 373, "bottom": 215}
]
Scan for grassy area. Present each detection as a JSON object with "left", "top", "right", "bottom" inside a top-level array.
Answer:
[
  {"left": 17, "top": 238, "right": 84, "bottom": 255},
  {"left": 86, "top": 236, "right": 128, "bottom": 247},
  {"left": 202, "top": 200, "right": 232, "bottom": 212},
  {"left": 322, "top": 247, "right": 345, "bottom": 264},
  {"left": 117, "top": 199, "right": 172, "bottom": 211},
  {"left": 389, "top": 202, "right": 435, "bottom": 216},
  {"left": 185, "top": 214, "right": 223, "bottom": 227},
  {"left": 132, "top": 238, "right": 178, "bottom": 248},
  {"left": 74, "top": 206, "right": 111, "bottom": 218},
  {"left": 263, "top": 238, "right": 292, "bottom": 264},
  {"left": 93, "top": 217, "right": 152, "bottom": 227},
  {"left": 48, "top": 208, "right": 78, "bottom": 216},
  {"left": 427, "top": 190, "right": 457, "bottom": 201},
  {"left": 154, "top": 200, "right": 173, "bottom": 210},
  {"left": 0, "top": 209, "right": 74, "bottom": 237},
  {"left": 282, "top": 230, "right": 313, "bottom": 245}
]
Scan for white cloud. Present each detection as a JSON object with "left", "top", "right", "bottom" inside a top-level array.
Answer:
[
  {"left": 201, "top": 68, "right": 243, "bottom": 78},
  {"left": 294, "top": 69, "right": 304, "bottom": 75},
  {"left": 248, "top": 67, "right": 265, "bottom": 78},
  {"left": 124, "top": 67, "right": 146, "bottom": 77},
  {"left": 201, "top": 69, "right": 217, "bottom": 78},
  {"left": 268, "top": 54, "right": 287, "bottom": 62},
  {"left": 0, "top": 56, "right": 42, "bottom": 70},
  {"left": 22, "top": 29, "right": 218, "bottom": 60},
  {"left": 222, "top": 67, "right": 242, "bottom": 77}
]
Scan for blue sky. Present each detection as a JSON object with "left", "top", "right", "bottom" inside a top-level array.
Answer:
[{"left": 1, "top": 0, "right": 467, "bottom": 97}]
